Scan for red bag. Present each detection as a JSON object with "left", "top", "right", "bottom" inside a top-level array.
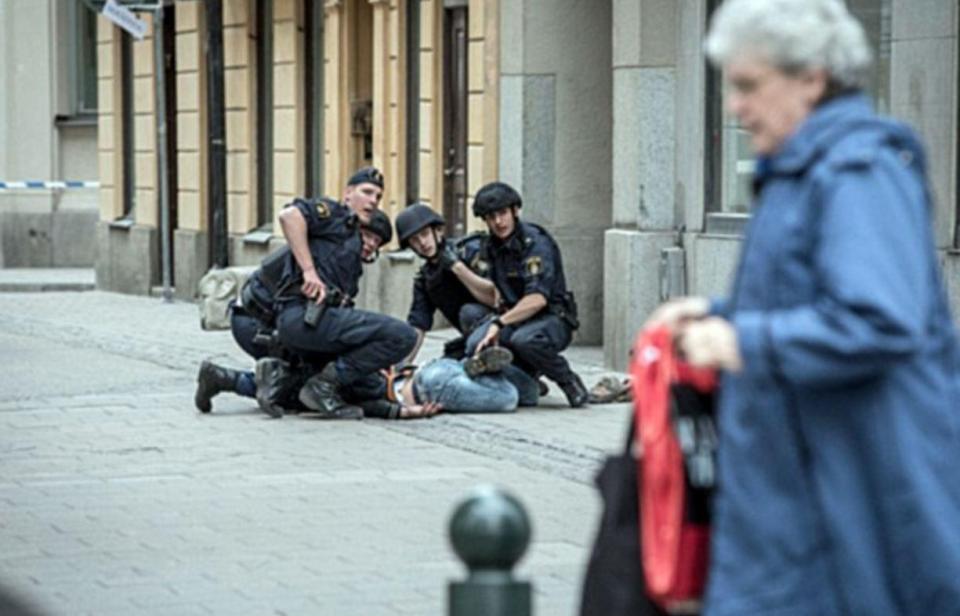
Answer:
[{"left": 631, "top": 326, "right": 717, "bottom": 611}]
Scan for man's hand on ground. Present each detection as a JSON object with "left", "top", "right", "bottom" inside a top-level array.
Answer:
[{"left": 400, "top": 401, "right": 442, "bottom": 419}]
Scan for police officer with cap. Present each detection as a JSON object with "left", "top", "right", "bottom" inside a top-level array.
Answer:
[
  {"left": 464, "top": 181, "right": 589, "bottom": 407},
  {"left": 271, "top": 166, "right": 416, "bottom": 418},
  {"left": 395, "top": 203, "right": 495, "bottom": 362},
  {"left": 193, "top": 207, "right": 395, "bottom": 416}
]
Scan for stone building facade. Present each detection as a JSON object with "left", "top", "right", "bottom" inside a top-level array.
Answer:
[{"left": 91, "top": 0, "right": 958, "bottom": 369}]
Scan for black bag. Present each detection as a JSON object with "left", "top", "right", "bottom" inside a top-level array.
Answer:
[{"left": 579, "top": 419, "right": 668, "bottom": 616}]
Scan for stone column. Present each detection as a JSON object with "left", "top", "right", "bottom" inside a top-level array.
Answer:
[
  {"left": 323, "top": 0, "right": 346, "bottom": 192},
  {"left": 499, "top": 0, "right": 612, "bottom": 345},
  {"left": 602, "top": 0, "right": 680, "bottom": 369}
]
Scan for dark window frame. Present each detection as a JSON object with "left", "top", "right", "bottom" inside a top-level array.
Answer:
[
  {"left": 304, "top": 0, "right": 324, "bottom": 200},
  {"left": 120, "top": 31, "right": 136, "bottom": 218},
  {"left": 405, "top": 0, "right": 421, "bottom": 206},
  {"left": 255, "top": 0, "right": 275, "bottom": 228}
]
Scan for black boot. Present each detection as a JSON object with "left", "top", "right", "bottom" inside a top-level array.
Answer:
[
  {"left": 298, "top": 364, "right": 363, "bottom": 420},
  {"left": 254, "top": 357, "right": 300, "bottom": 418},
  {"left": 195, "top": 360, "right": 241, "bottom": 413},
  {"left": 559, "top": 373, "right": 589, "bottom": 408}
]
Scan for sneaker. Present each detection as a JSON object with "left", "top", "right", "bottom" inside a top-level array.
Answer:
[
  {"left": 537, "top": 379, "right": 550, "bottom": 397},
  {"left": 463, "top": 346, "right": 514, "bottom": 378},
  {"left": 559, "top": 373, "right": 589, "bottom": 408}
]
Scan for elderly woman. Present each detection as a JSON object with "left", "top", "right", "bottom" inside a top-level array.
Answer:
[{"left": 648, "top": 0, "right": 960, "bottom": 614}]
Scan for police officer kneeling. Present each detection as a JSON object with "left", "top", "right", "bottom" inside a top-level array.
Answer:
[
  {"left": 395, "top": 203, "right": 494, "bottom": 362},
  {"left": 465, "top": 182, "right": 589, "bottom": 407},
  {"left": 194, "top": 207, "right": 397, "bottom": 416}
]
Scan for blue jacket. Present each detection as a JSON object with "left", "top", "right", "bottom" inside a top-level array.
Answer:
[{"left": 705, "top": 94, "right": 960, "bottom": 615}]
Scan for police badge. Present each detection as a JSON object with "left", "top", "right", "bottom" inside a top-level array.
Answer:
[
  {"left": 315, "top": 201, "right": 331, "bottom": 218},
  {"left": 525, "top": 256, "right": 542, "bottom": 276}
]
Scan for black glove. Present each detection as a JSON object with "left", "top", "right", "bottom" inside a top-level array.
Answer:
[{"left": 437, "top": 241, "right": 460, "bottom": 271}]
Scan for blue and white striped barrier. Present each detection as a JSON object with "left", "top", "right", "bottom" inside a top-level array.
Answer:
[{"left": 0, "top": 180, "right": 100, "bottom": 190}]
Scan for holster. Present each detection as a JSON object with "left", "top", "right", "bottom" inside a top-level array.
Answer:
[{"left": 549, "top": 291, "right": 580, "bottom": 331}]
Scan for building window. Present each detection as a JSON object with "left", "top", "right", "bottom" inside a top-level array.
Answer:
[
  {"left": 255, "top": 0, "right": 274, "bottom": 227},
  {"left": 406, "top": 0, "right": 421, "bottom": 206},
  {"left": 73, "top": 0, "right": 99, "bottom": 115},
  {"left": 705, "top": 0, "right": 892, "bottom": 227},
  {"left": 304, "top": 0, "right": 324, "bottom": 200},
  {"left": 120, "top": 31, "right": 136, "bottom": 217}
]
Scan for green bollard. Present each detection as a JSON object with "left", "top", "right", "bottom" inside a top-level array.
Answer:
[{"left": 448, "top": 485, "right": 533, "bottom": 616}]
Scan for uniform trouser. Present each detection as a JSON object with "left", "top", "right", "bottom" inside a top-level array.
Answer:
[
  {"left": 229, "top": 305, "right": 338, "bottom": 398},
  {"left": 229, "top": 307, "right": 268, "bottom": 398},
  {"left": 458, "top": 303, "right": 492, "bottom": 334},
  {"left": 465, "top": 312, "right": 575, "bottom": 386},
  {"left": 277, "top": 302, "right": 417, "bottom": 388},
  {"left": 440, "top": 303, "right": 493, "bottom": 360},
  {"left": 412, "top": 358, "right": 519, "bottom": 412}
]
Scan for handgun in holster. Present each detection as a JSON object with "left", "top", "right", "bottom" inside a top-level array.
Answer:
[{"left": 303, "top": 286, "right": 346, "bottom": 328}]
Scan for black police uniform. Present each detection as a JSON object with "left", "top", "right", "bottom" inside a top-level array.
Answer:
[
  {"left": 271, "top": 197, "right": 416, "bottom": 393},
  {"left": 407, "top": 232, "right": 492, "bottom": 343},
  {"left": 466, "top": 220, "right": 579, "bottom": 385}
]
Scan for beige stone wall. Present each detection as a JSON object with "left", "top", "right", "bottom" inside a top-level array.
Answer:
[
  {"left": 417, "top": 0, "right": 442, "bottom": 210},
  {"left": 175, "top": 1, "right": 207, "bottom": 231},
  {"left": 132, "top": 14, "right": 157, "bottom": 227},
  {"left": 273, "top": 0, "right": 305, "bottom": 217},
  {"left": 223, "top": 0, "right": 255, "bottom": 234},
  {"left": 96, "top": 17, "right": 123, "bottom": 221},
  {"left": 465, "top": 0, "right": 498, "bottom": 233},
  {"left": 97, "top": 0, "right": 502, "bottom": 243}
]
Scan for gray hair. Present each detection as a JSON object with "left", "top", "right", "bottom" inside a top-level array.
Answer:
[{"left": 704, "top": 0, "right": 872, "bottom": 90}]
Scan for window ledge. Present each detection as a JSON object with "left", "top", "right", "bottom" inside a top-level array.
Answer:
[
  {"left": 243, "top": 226, "right": 274, "bottom": 245},
  {"left": 108, "top": 216, "right": 135, "bottom": 231},
  {"left": 55, "top": 113, "right": 98, "bottom": 127},
  {"left": 704, "top": 212, "right": 750, "bottom": 236}
]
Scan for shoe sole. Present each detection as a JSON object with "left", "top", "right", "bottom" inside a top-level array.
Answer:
[
  {"left": 464, "top": 347, "right": 514, "bottom": 378},
  {"left": 194, "top": 361, "right": 213, "bottom": 413},
  {"left": 254, "top": 360, "right": 285, "bottom": 419}
]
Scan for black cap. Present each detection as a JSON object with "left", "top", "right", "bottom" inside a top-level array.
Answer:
[
  {"left": 473, "top": 182, "right": 522, "bottom": 218},
  {"left": 395, "top": 203, "right": 445, "bottom": 249},
  {"left": 347, "top": 166, "right": 384, "bottom": 189},
  {"left": 362, "top": 209, "right": 393, "bottom": 245}
]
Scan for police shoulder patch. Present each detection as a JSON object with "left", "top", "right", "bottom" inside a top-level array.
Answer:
[
  {"left": 525, "top": 256, "right": 542, "bottom": 276},
  {"left": 315, "top": 201, "right": 331, "bottom": 219}
]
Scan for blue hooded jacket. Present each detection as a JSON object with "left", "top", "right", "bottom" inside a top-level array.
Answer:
[{"left": 705, "top": 94, "right": 960, "bottom": 615}]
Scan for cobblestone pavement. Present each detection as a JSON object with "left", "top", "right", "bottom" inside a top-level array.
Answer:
[{"left": 0, "top": 292, "right": 633, "bottom": 616}]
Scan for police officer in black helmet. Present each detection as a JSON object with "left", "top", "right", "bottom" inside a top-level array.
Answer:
[
  {"left": 464, "top": 181, "right": 589, "bottom": 408},
  {"left": 395, "top": 203, "right": 495, "bottom": 362},
  {"left": 193, "top": 206, "right": 396, "bottom": 416}
]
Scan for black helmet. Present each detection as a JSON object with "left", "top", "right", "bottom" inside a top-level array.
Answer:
[
  {"left": 395, "top": 203, "right": 445, "bottom": 248},
  {"left": 362, "top": 210, "right": 393, "bottom": 245},
  {"left": 472, "top": 182, "right": 522, "bottom": 218}
]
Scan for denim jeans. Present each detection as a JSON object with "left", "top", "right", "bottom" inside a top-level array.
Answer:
[{"left": 413, "top": 358, "right": 523, "bottom": 413}]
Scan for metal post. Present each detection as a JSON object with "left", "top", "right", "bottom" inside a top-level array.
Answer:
[
  {"left": 448, "top": 485, "right": 532, "bottom": 616},
  {"left": 153, "top": 3, "right": 172, "bottom": 303}
]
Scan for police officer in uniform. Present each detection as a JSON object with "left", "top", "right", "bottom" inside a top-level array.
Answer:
[
  {"left": 272, "top": 167, "right": 417, "bottom": 418},
  {"left": 394, "top": 203, "right": 495, "bottom": 362},
  {"left": 465, "top": 181, "right": 589, "bottom": 408},
  {"left": 193, "top": 207, "right": 395, "bottom": 415}
]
